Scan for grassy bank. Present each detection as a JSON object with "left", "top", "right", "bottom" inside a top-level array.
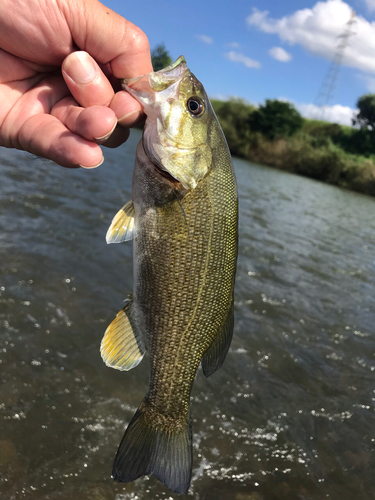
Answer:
[{"left": 211, "top": 99, "right": 375, "bottom": 197}]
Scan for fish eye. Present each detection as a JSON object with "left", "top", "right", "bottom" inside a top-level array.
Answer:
[{"left": 187, "top": 97, "right": 204, "bottom": 116}]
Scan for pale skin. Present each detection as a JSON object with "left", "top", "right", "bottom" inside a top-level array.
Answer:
[{"left": 0, "top": 0, "right": 153, "bottom": 168}]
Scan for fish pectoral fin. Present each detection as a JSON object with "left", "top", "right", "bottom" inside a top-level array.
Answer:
[
  {"left": 100, "top": 298, "right": 145, "bottom": 371},
  {"left": 201, "top": 299, "right": 234, "bottom": 378},
  {"left": 106, "top": 200, "right": 135, "bottom": 244}
]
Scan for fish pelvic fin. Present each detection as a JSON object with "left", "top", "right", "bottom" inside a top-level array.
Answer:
[
  {"left": 112, "top": 403, "right": 193, "bottom": 495},
  {"left": 101, "top": 297, "right": 145, "bottom": 371},
  {"left": 106, "top": 200, "right": 135, "bottom": 244},
  {"left": 201, "top": 299, "right": 234, "bottom": 377}
]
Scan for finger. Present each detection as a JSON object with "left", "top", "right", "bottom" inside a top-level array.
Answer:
[
  {"left": 52, "top": 97, "right": 130, "bottom": 148},
  {"left": 62, "top": 51, "right": 115, "bottom": 108},
  {"left": 18, "top": 113, "right": 104, "bottom": 169},
  {"left": 1, "top": 75, "right": 70, "bottom": 147},
  {"left": 61, "top": 0, "right": 153, "bottom": 78},
  {"left": 53, "top": 97, "right": 109, "bottom": 139},
  {"left": 62, "top": 52, "right": 144, "bottom": 131},
  {"left": 110, "top": 91, "right": 144, "bottom": 127}
]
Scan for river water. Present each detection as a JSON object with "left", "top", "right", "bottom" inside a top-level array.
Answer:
[{"left": 0, "top": 129, "right": 374, "bottom": 500}]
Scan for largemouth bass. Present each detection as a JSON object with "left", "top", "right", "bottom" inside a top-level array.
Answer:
[{"left": 101, "top": 56, "right": 238, "bottom": 494}]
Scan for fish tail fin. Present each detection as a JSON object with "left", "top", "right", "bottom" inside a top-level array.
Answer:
[{"left": 112, "top": 403, "right": 192, "bottom": 495}]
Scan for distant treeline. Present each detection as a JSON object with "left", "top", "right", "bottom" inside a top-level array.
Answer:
[{"left": 211, "top": 97, "right": 375, "bottom": 197}]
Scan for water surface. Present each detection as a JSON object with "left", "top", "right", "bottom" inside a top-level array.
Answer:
[{"left": 0, "top": 130, "right": 374, "bottom": 499}]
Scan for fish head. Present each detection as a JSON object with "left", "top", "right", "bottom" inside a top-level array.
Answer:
[{"left": 122, "top": 57, "right": 213, "bottom": 190}]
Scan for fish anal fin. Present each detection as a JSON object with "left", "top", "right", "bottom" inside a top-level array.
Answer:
[
  {"left": 101, "top": 298, "right": 145, "bottom": 371},
  {"left": 106, "top": 200, "right": 135, "bottom": 244},
  {"left": 201, "top": 300, "right": 234, "bottom": 378}
]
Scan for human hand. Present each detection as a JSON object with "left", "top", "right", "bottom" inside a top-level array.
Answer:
[{"left": 0, "top": 0, "right": 152, "bottom": 169}]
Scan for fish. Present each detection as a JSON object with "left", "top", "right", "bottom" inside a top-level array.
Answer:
[{"left": 101, "top": 56, "right": 238, "bottom": 495}]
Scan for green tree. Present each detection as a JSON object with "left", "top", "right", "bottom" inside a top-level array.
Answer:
[
  {"left": 211, "top": 98, "right": 256, "bottom": 157},
  {"left": 352, "top": 94, "right": 375, "bottom": 132},
  {"left": 248, "top": 99, "right": 303, "bottom": 140},
  {"left": 151, "top": 43, "right": 172, "bottom": 71}
]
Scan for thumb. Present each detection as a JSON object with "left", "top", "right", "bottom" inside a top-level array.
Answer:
[{"left": 59, "top": 0, "right": 152, "bottom": 78}]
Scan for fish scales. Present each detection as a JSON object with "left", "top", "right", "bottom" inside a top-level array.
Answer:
[
  {"left": 136, "top": 135, "right": 237, "bottom": 419},
  {"left": 102, "top": 56, "right": 238, "bottom": 495}
]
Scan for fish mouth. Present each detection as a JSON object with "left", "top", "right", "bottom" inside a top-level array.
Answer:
[{"left": 122, "top": 56, "right": 188, "bottom": 96}]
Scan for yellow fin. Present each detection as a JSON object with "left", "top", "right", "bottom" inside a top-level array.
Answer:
[
  {"left": 101, "top": 299, "right": 145, "bottom": 371},
  {"left": 106, "top": 200, "right": 135, "bottom": 244}
]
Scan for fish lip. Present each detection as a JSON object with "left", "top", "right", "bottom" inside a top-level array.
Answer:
[
  {"left": 157, "top": 55, "right": 187, "bottom": 73},
  {"left": 121, "top": 56, "right": 187, "bottom": 90}
]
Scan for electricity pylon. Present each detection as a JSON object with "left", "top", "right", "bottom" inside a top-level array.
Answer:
[{"left": 314, "top": 10, "right": 356, "bottom": 120}]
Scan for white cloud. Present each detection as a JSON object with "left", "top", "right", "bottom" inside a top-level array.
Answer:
[
  {"left": 196, "top": 34, "right": 213, "bottom": 44},
  {"left": 295, "top": 102, "right": 355, "bottom": 125},
  {"left": 226, "top": 42, "right": 240, "bottom": 49},
  {"left": 247, "top": 1, "right": 375, "bottom": 74},
  {"left": 224, "top": 51, "right": 261, "bottom": 69},
  {"left": 364, "top": 0, "right": 375, "bottom": 11},
  {"left": 269, "top": 46, "right": 292, "bottom": 62}
]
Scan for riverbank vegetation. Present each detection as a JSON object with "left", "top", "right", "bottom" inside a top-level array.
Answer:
[{"left": 211, "top": 97, "right": 375, "bottom": 197}]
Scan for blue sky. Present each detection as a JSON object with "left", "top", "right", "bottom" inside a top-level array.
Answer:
[{"left": 105, "top": 0, "right": 375, "bottom": 125}]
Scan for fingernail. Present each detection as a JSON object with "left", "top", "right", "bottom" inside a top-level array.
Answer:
[
  {"left": 79, "top": 157, "right": 104, "bottom": 169},
  {"left": 118, "top": 109, "right": 141, "bottom": 123},
  {"left": 64, "top": 51, "right": 97, "bottom": 84},
  {"left": 95, "top": 122, "right": 117, "bottom": 143}
]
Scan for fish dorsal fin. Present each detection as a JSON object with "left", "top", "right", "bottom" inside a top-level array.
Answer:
[
  {"left": 201, "top": 299, "right": 234, "bottom": 378},
  {"left": 100, "top": 298, "right": 145, "bottom": 371},
  {"left": 106, "top": 200, "right": 135, "bottom": 244}
]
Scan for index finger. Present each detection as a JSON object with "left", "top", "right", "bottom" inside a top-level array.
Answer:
[{"left": 60, "top": 0, "right": 153, "bottom": 78}]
